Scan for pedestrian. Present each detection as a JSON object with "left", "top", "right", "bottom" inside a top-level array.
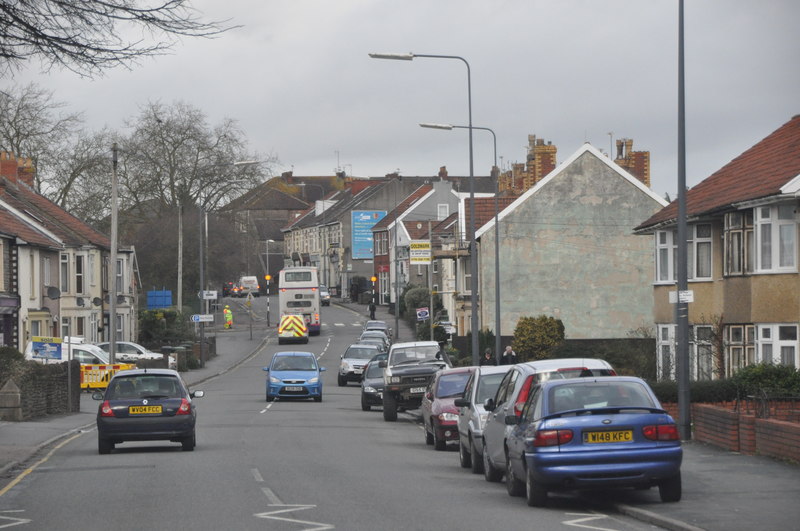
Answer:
[
  {"left": 223, "top": 305, "right": 233, "bottom": 329},
  {"left": 500, "top": 345, "right": 517, "bottom": 365},
  {"left": 480, "top": 348, "right": 496, "bottom": 366},
  {"left": 368, "top": 301, "right": 376, "bottom": 320}
]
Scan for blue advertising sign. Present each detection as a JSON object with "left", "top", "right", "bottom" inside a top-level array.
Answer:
[
  {"left": 351, "top": 210, "right": 387, "bottom": 260},
  {"left": 31, "top": 336, "right": 62, "bottom": 360}
]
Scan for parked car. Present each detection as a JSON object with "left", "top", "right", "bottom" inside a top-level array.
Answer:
[
  {"left": 379, "top": 340, "right": 452, "bottom": 422},
  {"left": 355, "top": 338, "right": 388, "bottom": 354},
  {"left": 454, "top": 365, "right": 513, "bottom": 472},
  {"left": 359, "top": 330, "right": 391, "bottom": 350},
  {"left": 25, "top": 336, "right": 110, "bottom": 365},
  {"left": 92, "top": 368, "right": 204, "bottom": 454},
  {"left": 421, "top": 367, "right": 474, "bottom": 450},
  {"left": 481, "top": 358, "right": 616, "bottom": 484},
  {"left": 505, "top": 376, "right": 682, "bottom": 506},
  {"left": 360, "top": 360, "right": 385, "bottom": 411},
  {"left": 319, "top": 285, "right": 331, "bottom": 306},
  {"left": 263, "top": 351, "right": 325, "bottom": 402},
  {"left": 339, "top": 343, "right": 380, "bottom": 386},
  {"left": 96, "top": 341, "right": 176, "bottom": 369},
  {"left": 363, "top": 320, "right": 392, "bottom": 337}
]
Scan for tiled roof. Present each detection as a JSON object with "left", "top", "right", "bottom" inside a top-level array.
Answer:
[
  {"left": 222, "top": 184, "right": 310, "bottom": 212},
  {"left": 638, "top": 115, "right": 800, "bottom": 229},
  {"left": 465, "top": 195, "right": 519, "bottom": 233},
  {"left": 403, "top": 219, "right": 432, "bottom": 240},
  {"left": 0, "top": 178, "right": 109, "bottom": 248},
  {"left": 371, "top": 185, "right": 433, "bottom": 231},
  {"left": 0, "top": 207, "right": 61, "bottom": 248}
]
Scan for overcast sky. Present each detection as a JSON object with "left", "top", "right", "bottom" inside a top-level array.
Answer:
[{"left": 16, "top": 0, "right": 799, "bottom": 199}]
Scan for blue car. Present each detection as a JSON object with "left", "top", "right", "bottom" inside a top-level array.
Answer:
[
  {"left": 505, "top": 376, "right": 682, "bottom": 507},
  {"left": 263, "top": 351, "right": 325, "bottom": 402}
]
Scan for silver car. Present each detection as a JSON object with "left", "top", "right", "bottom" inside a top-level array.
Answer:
[
  {"left": 454, "top": 365, "right": 512, "bottom": 473},
  {"left": 338, "top": 343, "right": 380, "bottom": 386}
]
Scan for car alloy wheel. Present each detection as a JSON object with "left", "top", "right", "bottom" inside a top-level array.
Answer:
[
  {"left": 361, "top": 394, "right": 371, "bottom": 411},
  {"left": 98, "top": 437, "right": 114, "bottom": 455},
  {"left": 383, "top": 392, "right": 397, "bottom": 422},
  {"left": 526, "top": 467, "right": 548, "bottom": 507},
  {"left": 483, "top": 444, "right": 503, "bottom": 483},
  {"left": 659, "top": 472, "right": 682, "bottom": 503},
  {"left": 425, "top": 422, "right": 434, "bottom": 445},
  {"left": 470, "top": 437, "right": 484, "bottom": 474},
  {"left": 337, "top": 374, "right": 346, "bottom": 387},
  {"left": 506, "top": 455, "right": 525, "bottom": 496},
  {"left": 459, "top": 439, "right": 471, "bottom": 468}
]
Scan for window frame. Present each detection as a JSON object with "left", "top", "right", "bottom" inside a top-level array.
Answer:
[{"left": 755, "top": 204, "right": 797, "bottom": 273}]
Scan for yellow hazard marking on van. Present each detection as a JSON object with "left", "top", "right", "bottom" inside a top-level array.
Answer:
[{"left": 278, "top": 315, "right": 307, "bottom": 337}]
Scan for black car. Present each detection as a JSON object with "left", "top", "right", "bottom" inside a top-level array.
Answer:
[
  {"left": 360, "top": 360, "right": 385, "bottom": 411},
  {"left": 93, "top": 369, "right": 204, "bottom": 454}
]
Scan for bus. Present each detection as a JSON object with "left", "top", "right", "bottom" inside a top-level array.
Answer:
[{"left": 278, "top": 266, "right": 321, "bottom": 336}]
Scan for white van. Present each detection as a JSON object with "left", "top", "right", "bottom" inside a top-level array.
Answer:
[
  {"left": 238, "top": 276, "right": 260, "bottom": 297},
  {"left": 25, "top": 336, "right": 111, "bottom": 365}
]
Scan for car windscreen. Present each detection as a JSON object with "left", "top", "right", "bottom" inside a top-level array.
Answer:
[
  {"left": 365, "top": 363, "right": 384, "bottom": 379},
  {"left": 549, "top": 381, "right": 655, "bottom": 413},
  {"left": 476, "top": 372, "right": 507, "bottom": 404},
  {"left": 108, "top": 375, "right": 182, "bottom": 399},
  {"left": 273, "top": 355, "right": 317, "bottom": 371},
  {"left": 390, "top": 344, "right": 441, "bottom": 364},
  {"left": 436, "top": 372, "right": 471, "bottom": 398},
  {"left": 345, "top": 347, "right": 377, "bottom": 360}
]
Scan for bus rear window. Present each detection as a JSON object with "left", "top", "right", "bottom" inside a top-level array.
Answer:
[
  {"left": 287, "top": 301, "right": 312, "bottom": 308},
  {"left": 285, "top": 272, "right": 312, "bottom": 282}
]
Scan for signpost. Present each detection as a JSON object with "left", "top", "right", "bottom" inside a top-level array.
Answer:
[
  {"left": 191, "top": 314, "right": 214, "bottom": 323},
  {"left": 416, "top": 307, "right": 430, "bottom": 321}
]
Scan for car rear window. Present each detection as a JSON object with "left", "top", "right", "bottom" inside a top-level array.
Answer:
[
  {"left": 436, "top": 372, "right": 471, "bottom": 398},
  {"left": 346, "top": 347, "right": 377, "bottom": 360},
  {"left": 108, "top": 375, "right": 182, "bottom": 399},
  {"left": 549, "top": 381, "right": 655, "bottom": 413}
]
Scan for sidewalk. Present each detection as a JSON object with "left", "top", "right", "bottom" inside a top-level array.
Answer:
[{"left": 2, "top": 302, "right": 799, "bottom": 531}]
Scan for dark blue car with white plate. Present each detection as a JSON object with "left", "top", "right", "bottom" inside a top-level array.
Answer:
[
  {"left": 505, "top": 376, "right": 682, "bottom": 507},
  {"left": 263, "top": 351, "right": 325, "bottom": 402}
]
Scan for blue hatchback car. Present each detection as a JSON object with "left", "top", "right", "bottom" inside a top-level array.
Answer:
[
  {"left": 505, "top": 376, "right": 682, "bottom": 507},
  {"left": 263, "top": 351, "right": 325, "bottom": 402}
]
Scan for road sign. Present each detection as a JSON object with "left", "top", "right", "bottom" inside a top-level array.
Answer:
[
  {"left": 202, "top": 290, "right": 218, "bottom": 300},
  {"left": 669, "top": 290, "right": 695, "bottom": 304},
  {"left": 416, "top": 307, "right": 430, "bottom": 321},
  {"left": 409, "top": 240, "right": 432, "bottom": 265},
  {"left": 191, "top": 314, "right": 214, "bottom": 323}
]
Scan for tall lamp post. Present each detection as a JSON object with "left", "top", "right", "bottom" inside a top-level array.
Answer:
[
  {"left": 370, "top": 52, "right": 479, "bottom": 365},
  {"left": 420, "top": 123, "right": 501, "bottom": 362}
]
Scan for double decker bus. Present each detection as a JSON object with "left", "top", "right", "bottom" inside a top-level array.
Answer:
[{"left": 278, "top": 266, "right": 321, "bottom": 336}]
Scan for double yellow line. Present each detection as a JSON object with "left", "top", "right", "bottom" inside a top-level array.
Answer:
[{"left": 0, "top": 431, "right": 85, "bottom": 497}]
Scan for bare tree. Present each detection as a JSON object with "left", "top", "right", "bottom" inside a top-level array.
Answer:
[
  {"left": 119, "top": 100, "right": 268, "bottom": 310},
  {"left": 0, "top": 83, "right": 83, "bottom": 189},
  {"left": 0, "top": 0, "right": 229, "bottom": 77}
]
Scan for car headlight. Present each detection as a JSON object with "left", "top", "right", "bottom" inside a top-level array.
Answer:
[
  {"left": 308, "top": 377, "right": 319, "bottom": 384},
  {"left": 364, "top": 386, "right": 377, "bottom": 393},
  {"left": 340, "top": 361, "right": 350, "bottom": 371},
  {"left": 438, "top": 412, "right": 459, "bottom": 422},
  {"left": 269, "top": 376, "right": 280, "bottom": 383}
]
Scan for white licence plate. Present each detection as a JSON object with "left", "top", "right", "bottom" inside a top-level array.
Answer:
[
  {"left": 285, "top": 386, "right": 304, "bottom": 391},
  {"left": 354, "top": 369, "right": 363, "bottom": 374},
  {"left": 410, "top": 387, "right": 426, "bottom": 394}
]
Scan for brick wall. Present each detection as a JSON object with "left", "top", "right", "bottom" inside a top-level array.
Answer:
[{"left": 0, "top": 360, "right": 81, "bottom": 420}]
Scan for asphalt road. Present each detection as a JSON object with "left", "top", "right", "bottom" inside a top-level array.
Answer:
[{"left": 0, "top": 300, "right": 667, "bottom": 530}]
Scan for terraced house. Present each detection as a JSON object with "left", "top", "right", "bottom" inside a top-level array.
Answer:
[{"left": 636, "top": 115, "right": 800, "bottom": 380}]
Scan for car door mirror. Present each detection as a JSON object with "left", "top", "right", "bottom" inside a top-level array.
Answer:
[
  {"left": 191, "top": 390, "right": 205, "bottom": 398},
  {"left": 92, "top": 391, "right": 104, "bottom": 400},
  {"left": 320, "top": 367, "right": 327, "bottom": 372},
  {"left": 262, "top": 367, "right": 270, "bottom": 372},
  {"left": 483, "top": 398, "right": 495, "bottom": 411},
  {"left": 454, "top": 398, "right": 470, "bottom": 408}
]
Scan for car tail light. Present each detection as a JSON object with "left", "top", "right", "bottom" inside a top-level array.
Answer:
[
  {"left": 514, "top": 375, "right": 534, "bottom": 416},
  {"left": 533, "top": 429, "right": 573, "bottom": 447},
  {"left": 176, "top": 398, "right": 192, "bottom": 415},
  {"left": 99, "top": 400, "right": 115, "bottom": 417},
  {"left": 643, "top": 424, "right": 680, "bottom": 441}
]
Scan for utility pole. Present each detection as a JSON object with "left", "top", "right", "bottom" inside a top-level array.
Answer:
[{"left": 109, "top": 143, "right": 118, "bottom": 364}]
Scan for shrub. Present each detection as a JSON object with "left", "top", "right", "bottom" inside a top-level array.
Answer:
[
  {"left": 512, "top": 315, "right": 565, "bottom": 362},
  {"left": 729, "top": 363, "right": 800, "bottom": 396}
]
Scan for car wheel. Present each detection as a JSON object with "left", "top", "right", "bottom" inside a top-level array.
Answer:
[
  {"left": 470, "top": 437, "right": 484, "bottom": 474},
  {"left": 278, "top": 338, "right": 285, "bottom": 345},
  {"left": 433, "top": 424, "right": 446, "bottom": 451},
  {"left": 658, "top": 472, "right": 682, "bottom": 503},
  {"left": 181, "top": 432, "right": 196, "bottom": 452},
  {"left": 425, "top": 421, "right": 434, "bottom": 445},
  {"left": 98, "top": 437, "right": 114, "bottom": 455},
  {"left": 459, "top": 438, "right": 472, "bottom": 468},
  {"left": 337, "top": 375, "right": 346, "bottom": 387},
  {"left": 303, "top": 337, "right": 309, "bottom": 344},
  {"left": 383, "top": 392, "right": 398, "bottom": 422},
  {"left": 266, "top": 394, "right": 275, "bottom": 402},
  {"left": 526, "top": 467, "right": 548, "bottom": 507},
  {"left": 314, "top": 393, "right": 322, "bottom": 403},
  {"left": 506, "top": 455, "right": 525, "bottom": 497},
  {"left": 483, "top": 444, "right": 503, "bottom": 483},
  {"left": 361, "top": 394, "right": 371, "bottom": 411}
]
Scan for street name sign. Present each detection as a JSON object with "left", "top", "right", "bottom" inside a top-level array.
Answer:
[{"left": 191, "top": 314, "right": 214, "bottom": 323}]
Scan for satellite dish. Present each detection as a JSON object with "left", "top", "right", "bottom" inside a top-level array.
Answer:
[
  {"left": 46, "top": 286, "right": 61, "bottom": 299},
  {"left": 92, "top": 297, "right": 102, "bottom": 306},
  {"left": 76, "top": 297, "right": 85, "bottom": 307}
]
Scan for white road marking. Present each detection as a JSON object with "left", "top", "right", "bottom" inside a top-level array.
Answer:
[
  {"left": 251, "top": 468, "right": 264, "bottom": 483},
  {"left": 0, "top": 510, "right": 31, "bottom": 529},
  {"left": 334, "top": 323, "right": 345, "bottom": 327},
  {"left": 261, "top": 487, "right": 283, "bottom": 505},
  {"left": 254, "top": 505, "right": 334, "bottom": 530},
  {"left": 563, "top": 512, "right": 616, "bottom": 530},
  {"left": 259, "top": 402, "right": 275, "bottom": 414}
]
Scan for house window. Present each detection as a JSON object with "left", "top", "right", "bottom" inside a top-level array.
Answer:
[
  {"left": 76, "top": 316, "right": 85, "bottom": 337},
  {"left": 31, "top": 319, "right": 41, "bottom": 337},
  {"left": 725, "top": 324, "right": 755, "bottom": 377},
  {"left": 116, "top": 314, "right": 124, "bottom": 342},
  {"left": 416, "top": 264, "right": 424, "bottom": 276},
  {"left": 115, "top": 259, "right": 123, "bottom": 294},
  {"left": 724, "top": 211, "right": 754, "bottom": 275},
  {"left": 657, "top": 324, "right": 675, "bottom": 381},
  {"left": 60, "top": 254, "right": 69, "bottom": 293},
  {"left": 30, "top": 253, "right": 35, "bottom": 298},
  {"left": 437, "top": 204, "right": 449, "bottom": 220},
  {"left": 432, "top": 260, "right": 439, "bottom": 274},
  {"left": 43, "top": 256, "right": 51, "bottom": 286},
  {"left": 756, "top": 204, "right": 796, "bottom": 272},
  {"left": 0, "top": 240, "right": 4, "bottom": 291},
  {"left": 655, "top": 230, "right": 676, "bottom": 282},
  {"left": 462, "top": 258, "right": 472, "bottom": 295},
  {"left": 757, "top": 324, "right": 798, "bottom": 367},
  {"left": 688, "top": 224, "right": 712, "bottom": 280},
  {"left": 61, "top": 317, "right": 70, "bottom": 338},
  {"left": 75, "top": 255, "right": 84, "bottom": 294},
  {"left": 90, "top": 313, "right": 98, "bottom": 343},
  {"left": 692, "top": 325, "right": 714, "bottom": 381},
  {"left": 88, "top": 254, "right": 95, "bottom": 286}
]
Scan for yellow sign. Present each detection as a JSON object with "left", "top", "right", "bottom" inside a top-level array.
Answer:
[{"left": 409, "top": 240, "right": 432, "bottom": 265}]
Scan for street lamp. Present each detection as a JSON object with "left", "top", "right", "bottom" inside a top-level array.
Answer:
[
  {"left": 370, "top": 51, "right": 480, "bottom": 364},
  {"left": 420, "top": 123, "right": 501, "bottom": 362}
]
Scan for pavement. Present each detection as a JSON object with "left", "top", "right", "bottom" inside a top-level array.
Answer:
[{"left": 1, "top": 297, "right": 798, "bottom": 531}]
